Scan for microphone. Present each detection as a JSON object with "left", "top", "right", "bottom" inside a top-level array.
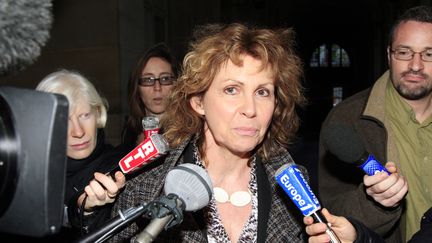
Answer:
[
  {"left": 0, "top": 0, "right": 52, "bottom": 76},
  {"left": 142, "top": 116, "right": 160, "bottom": 139},
  {"left": 76, "top": 163, "right": 212, "bottom": 243},
  {"left": 321, "top": 124, "right": 389, "bottom": 176},
  {"left": 118, "top": 133, "right": 169, "bottom": 174},
  {"left": 275, "top": 163, "right": 341, "bottom": 243},
  {"left": 133, "top": 163, "right": 213, "bottom": 243}
]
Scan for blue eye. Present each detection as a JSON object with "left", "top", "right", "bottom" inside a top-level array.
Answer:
[{"left": 224, "top": 87, "right": 238, "bottom": 95}]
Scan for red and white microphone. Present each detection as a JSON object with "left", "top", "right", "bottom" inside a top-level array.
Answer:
[
  {"left": 119, "top": 133, "right": 169, "bottom": 174},
  {"left": 142, "top": 116, "right": 160, "bottom": 139}
]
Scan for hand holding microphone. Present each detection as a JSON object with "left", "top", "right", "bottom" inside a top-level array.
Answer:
[
  {"left": 275, "top": 162, "right": 341, "bottom": 243},
  {"left": 363, "top": 161, "right": 408, "bottom": 207},
  {"left": 78, "top": 171, "right": 126, "bottom": 213},
  {"left": 304, "top": 208, "right": 357, "bottom": 243},
  {"left": 321, "top": 124, "right": 408, "bottom": 207},
  {"left": 79, "top": 133, "right": 169, "bottom": 213}
]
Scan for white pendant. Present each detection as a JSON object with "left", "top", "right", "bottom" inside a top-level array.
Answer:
[
  {"left": 213, "top": 187, "right": 251, "bottom": 207},
  {"left": 214, "top": 187, "right": 229, "bottom": 203},
  {"left": 230, "top": 191, "right": 251, "bottom": 207}
]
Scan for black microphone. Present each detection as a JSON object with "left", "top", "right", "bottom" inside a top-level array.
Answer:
[
  {"left": 321, "top": 124, "right": 389, "bottom": 176},
  {"left": 132, "top": 163, "right": 213, "bottom": 243},
  {"left": 0, "top": 0, "right": 53, "bottom": 76},
  {"left": 275, "top": 162, "right": 341, "bottom": 243}
]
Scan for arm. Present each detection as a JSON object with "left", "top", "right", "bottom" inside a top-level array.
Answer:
[{"left": 69, "top": 171, "right": 126, "bottom": 233}]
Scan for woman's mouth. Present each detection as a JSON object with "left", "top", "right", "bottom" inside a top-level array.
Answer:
[
  {"left": 70, "top": 140, "right": 90, "bottom": 150},
  {"left": 234, "top": 127, "right": 258, "bottom": 136}
]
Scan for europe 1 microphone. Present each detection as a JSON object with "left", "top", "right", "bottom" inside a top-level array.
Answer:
[
  {"left": 321, "top": 124, "right": 389, "bottom": 176},
  {"left": 275, "top": 162, "right": 341, "bottom": 243}
]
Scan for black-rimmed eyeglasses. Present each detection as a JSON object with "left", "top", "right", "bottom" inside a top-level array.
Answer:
[
  {"left": 390, "top": 48, "right": 432, "bottom": 62},
  {"left": 138, "top": 75, "right": 176, "bottom": 86}
]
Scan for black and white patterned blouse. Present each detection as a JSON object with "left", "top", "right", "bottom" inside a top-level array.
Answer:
[{"left": 193, "top": 143, "right": 258, "bottom": 243}]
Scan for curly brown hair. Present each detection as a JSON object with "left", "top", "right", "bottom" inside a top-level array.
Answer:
[{"left": 161, "top": 23, "right": 305, "bottom": 160}]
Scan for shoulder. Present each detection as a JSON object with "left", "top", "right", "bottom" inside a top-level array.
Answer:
[
  {"left": 320, "top": 88, "right": 372, "bottom": 130},
  {"left": 328, "top": 88, "right": 371, "bottom": 118},
  {"left": 263, "top": 150, "right": 308, "bottom": 176}
]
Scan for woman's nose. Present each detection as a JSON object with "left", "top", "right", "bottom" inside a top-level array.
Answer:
[
  {"left": 69, "top": 118, "right": 84, "bottom": 138},
  {"left": 153, "top": 79, "right": 162, "bottom": 91},
  {"left": 240, "top": 95, "right": 257, "bottom": 118}
]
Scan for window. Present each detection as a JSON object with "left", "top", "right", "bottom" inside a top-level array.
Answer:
[
  {"left": 332, "top": 86, "right": 343, "bottom": 106},
  {"left": 310, "top": 44, "right": 350, "bottom": 68}
]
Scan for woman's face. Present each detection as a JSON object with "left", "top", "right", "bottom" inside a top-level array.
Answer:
[
  {"left": 67, "top": 99, "right": 98, "bottom": 159},
  {"left": 139, "top": 57, "right": 175, "bottom": 117},
  {"left": 191, "top": 55, "right": 276, "bottom": 156}
]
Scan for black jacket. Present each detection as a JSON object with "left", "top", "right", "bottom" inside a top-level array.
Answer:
[
  {"left": 65, "top": 129, "right": 123, "bottom": 235},
  {"left": 348, "top": 206, "right": 432, "bottom": 243},
  {"left": 409, "top": 207, "right": 432, "bottom": 243}
]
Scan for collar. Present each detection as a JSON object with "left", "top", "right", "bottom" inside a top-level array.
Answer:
[{"left": 363, "top": 70, "right": 390, "bottom": 122}]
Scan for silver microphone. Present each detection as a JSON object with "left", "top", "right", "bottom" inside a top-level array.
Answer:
[{"left": 133, "top": 163, "right": 213, "bottom": 243}]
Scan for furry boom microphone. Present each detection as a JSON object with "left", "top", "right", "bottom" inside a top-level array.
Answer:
[{"left": 0, "top": 0, "right": 53, "bottom": 76}]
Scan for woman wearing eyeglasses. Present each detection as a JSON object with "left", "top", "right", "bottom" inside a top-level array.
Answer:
[{"left": 120, "top": 43, "right": 179, "bottom": 152}]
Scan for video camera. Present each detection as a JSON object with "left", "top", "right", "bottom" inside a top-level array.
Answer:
[{"left": 0, "top": 86, "right": 68, "bottom": 237}]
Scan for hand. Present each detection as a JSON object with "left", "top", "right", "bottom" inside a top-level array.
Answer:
[
  {"left": 304, "top": 208, "right": 357, "bottom": 243},
  {"left": 77, "top": 171, "right": 126, "bottom": 213},
  {"left": 363, "top": 162, "right": 408, "bottom": 207}
]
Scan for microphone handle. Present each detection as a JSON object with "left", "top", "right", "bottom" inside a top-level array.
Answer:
[
  {"left": 132, "top": 214, "right": 173, "bottom": 243},
  {"left": 312, "top": 211, "right": 341, "bottom": 243},
  {"left": 76, "top": 204, "right": 147, "bottom": 243},
  {"left": 132, "top": 196, "right": 184, "bottom": 243}
]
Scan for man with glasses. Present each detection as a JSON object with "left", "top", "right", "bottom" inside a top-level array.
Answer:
[{"left": 318, "top": 6, "right": 432, "bottom": 243}]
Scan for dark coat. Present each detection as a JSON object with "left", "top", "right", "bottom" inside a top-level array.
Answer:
[
  {"left": 318, "top": 71, "right": 403, "bottom": 242},
  {"left": 409, "top": 207, "right": 432, "bottom": 243},
  {"left": 347, "top": 206, "right": 432, "bottom": 243},
  {"left": 65, "top": 129, "right": 123, "bottom": 236},
  {"left": 109, "top": 137, "right": 308, "bottom": 242}
]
